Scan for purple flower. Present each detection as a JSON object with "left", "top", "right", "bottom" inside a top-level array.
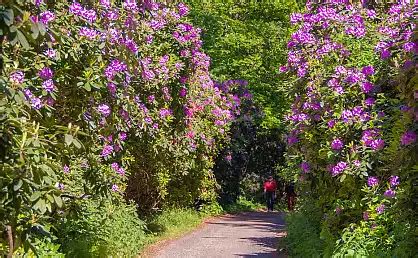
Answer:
[
  {"left": 364, "top": 97, "right": 375, "bottom": 106},
  {"left": 331, "top": 138, "right": 344, "bottom": 150},
  {"left": 331, "top": 161, "right": 347, "bottom": 176},
  {"left": 104, "top": 59, "right": 127, "bottom": 80},
  {"left": 367, "top": 176, "right": 379, "bottom": 187},
  {"left": 178, "top": 3, "right": 189, "bottom": 17},
  {"left": 97, "top": 104, "right": 111, "bottom": 117},
  {"left": 400, "top": 131, "right": 416, "bottom": 146},
  {"left": 225, "top": 154, "right": 232, "bottom": 161},
  {"left": 361, "top": 66, "right": 375, "bottom": 76},
  {"left": 147, "top": 95, "right": 155, "bottom": 103},
  {"left": 390, "top": 176, "right": 399, "bottom": 187},
  {"left": 361, "top": 82, "right": 373, "bottom": 93},
  {"left": 57, "top": 183, "right": 65, "bottom": 190},
  {"left": 107, "top": 82, "right": 116, "bottom": 95},
  {"left": 144, "top": 117, "right": 153, "bottom": 124},
  {"left": 44, "top": 48, "right": 56, "bottom": 58},
  {"left": 403, "top": 42, "right": 415, "bottom": 52},
  {"left": 31, "top": 97, "right": 43, "bottom": 110},
  {"left": 123, "top": 0, "right": 138, "bottom": 12},
  {"left": 363, "top": 211, "right": 369, "bottom": 221},
  {"left": 42, "top": 79, "right": 55, "bottom": 93},
  {"left": 300, "top": 161, "right": 310, "bottom": 173},
  {"left": 111, "top": 184, "right": 119, "bottom": 192},
  {"left": 159, "top": 108, "right": 172, "bottom": 118},
  {"left": 38, "top": 67, "right": 53, "bottom": 80},
  {"left": 327, "top": 120, "right": 336, "bottom": 128},
  {"left": 79, "top": 27, "right": 99, "bottom": 40},
  {"left": 119, "top": 132, "right": 127, "bottom": 141},
  {"left": 111, "top": 162, "right": 119, "bottom": 171},
  {"left": 117, "top": 167, "right": 126, "bottom": 176},
  {"left": 40, "top": 10, "right": 55, "bottom": 24},
  {"left": 279, "top": 66, "right": 288, "bottom": 73},
  {"left": 371, "top": 139, "right": 385, "bottom": 150},
  {"left": 384, "top": 189, "right": 396, "bottom": 198},
  {"left": 101, "top": 144, "right": 113, "bottom": 157},
  {"left": 353, "top": 160, "right": 361, "bottom": 167},
  {"left": 100, "top": 0, "right": 111, "bottom": 8},
  {"left": 380, "top": 49, "right": 391, "bottom": 59},
  {"left": 335, "top": 207, "right": 342, "bottom": 215},
  {"left": 376, "top": 204, "right": 385, "bottom": 214},
  {"left": 10, "top": 70, "right": 24, "bottom": 84},
  {"left": 63, "top": 165, "right": 70, "bottom": 173},
  {"left": 179, "top": 88, "right": 187, "bottom": 97}
]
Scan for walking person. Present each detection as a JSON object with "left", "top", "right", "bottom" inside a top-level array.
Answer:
[
  {"left": 263, "top": 176, "right": 277, "bottom": 212},
  {"left": 285, "top": 182, "right": 296, "bottom": 211}
]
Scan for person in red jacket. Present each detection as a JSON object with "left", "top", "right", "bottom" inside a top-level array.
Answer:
[{"left": 263, "top": 176, "right": 277, "bottom": 212}]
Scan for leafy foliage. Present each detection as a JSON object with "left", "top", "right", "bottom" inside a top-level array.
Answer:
[{"left": 281, "top": 2, "right": 417, "bottom": 256}]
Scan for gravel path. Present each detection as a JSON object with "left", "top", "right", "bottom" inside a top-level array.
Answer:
[{"left": 153, "top": 212, "right": 286, "bottom": 258}]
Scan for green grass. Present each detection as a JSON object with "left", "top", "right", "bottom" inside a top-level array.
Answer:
[
  {"left": 223, "top": 196, "right": 265, "bottom": 214},
  {"left": 139, "top": 208, "right": 213, "bottom": 254}
]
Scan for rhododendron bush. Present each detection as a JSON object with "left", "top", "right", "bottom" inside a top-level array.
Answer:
[
  {"left": 281, "top": 1, "right": 417, "bottom": 256},
  {"left": 0, "top": 0, "right": 245, "bottom": 254}
]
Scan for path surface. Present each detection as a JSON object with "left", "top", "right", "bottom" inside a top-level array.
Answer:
[{"left": 153, "top": 212, "right": 286, "bottom": 258}]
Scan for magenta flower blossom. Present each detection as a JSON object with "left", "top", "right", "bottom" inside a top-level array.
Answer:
[
  {"left": 111, "top": 184, "right": 119, "bottom": 192},
  {"left": 353, "top": 160, "right": 361, "bottom": 167},
  {"left": 40, "top": 10, "right": 55, "bottom": 24},
  {"left": 331, "top": 138, "right": 344, "bottom": 150},
  {"left": 361, "top": 65, "right": 375, "bottom": 76},
  {"left": 384, "top": 189, "right": 396, "bottom": 198},
  {"left": 111, "top": 162, "right": 119, "bottom": 171},
  {"left": 390, "top": 176, "right": 400, "bottom": 187},
  {"left": 100, "top": 0, "right": 111, "bottom": 8},
  {"left": 105, "top": 59, "right": 127, "bottom": 80},
  {"left": 364, "top": 97, "right": 375, "bottom": 106},
  {"left": 331, "top": 161, "right": 347, "bottom": 176},
  {"left": 225, "top": 154, "right": 232, "bottom": 161},
  {"left": 101, "top": 144, "right": 113, "bottom": 157},
  {"left": 327, "top": 120, "right": 336, "bottom": 128},
  {"left": 97, "top": 104, "right": 111, "bottom": 117},
  {"left": 44, "top": 48, "right": 56, "bottom": 59},
  {"left": 10, "top": 70, "right": 24, "bottom": 84},
  {"left": 178, "top": 3, "right": 189, "bottom": 17},
  {"left": 367, "top": 176, "right": 379, "bottom": 187},
  {"left": 147, "top": 95, "right": 155, "bottom": 103},
  {"left": 30, "top": 97, "right": 43, "bottom": 110},
  {"left": 376, "top": 204, "right": 385, "bottom": 214},
  {"left": 38, "top": 67, "right": 53, "bottom": 80},
  {"left": 159, "top": 108, "right": 172, "bottom": 118},
  {"left": 361, "top": 81, "right": 374, "bottom": 93},
  {"left": 400, "top": 131, "right": 416, "bottom": 146},
  {"left": 119, "top": 132, "right": 127, "bottom": 141},
  {"left": 63, "top": 165, "right": 70, "bottom": 174},
  {"left": 79, "top": 27, "right": 99, "bottom": 40},
  {"left": 179, "top": 88, "right": 187, "bottom": 97},
  {"left": 363, "top": 211, "right": 369, "bottom": 221},
  {"left": 42, "top": 79, "right": 55, "bottom": 93},
  {"left": 300, "top": 161, "right": 310, "bottom": 173}
]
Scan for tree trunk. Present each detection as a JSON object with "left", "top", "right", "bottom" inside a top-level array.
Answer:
[{"left": 6, "top": 225, "right": 13, "bottom": 258}]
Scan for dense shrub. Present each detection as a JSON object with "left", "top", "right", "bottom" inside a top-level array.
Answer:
[
  {"left": 280, "top": 1, "right": 417, "bottom": 256},
  {"left": 0, "top": 1, "right": 242, "bottom": 255},
  {"left": 57, "top": 198, "right": 146, "bottom": 257}
]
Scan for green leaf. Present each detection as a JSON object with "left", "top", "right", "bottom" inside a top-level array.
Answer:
[
  {"left": 64, "top": 134, "right": 73, "bottom": 146},
  {"left": 2, "top": 9, "right": 14, "bottom": 26},
  {"left": 53, "top": 195, "right": 63, "bottom": 208},
  {"left": 13, "top": 179, "right": 23, "bottom": 191},
  {"left": 30, "top": 192, "right": 42, "bottom": 202},
  {"left": 17, "top": 30, "right": 30, "bottom": 49},
  {"left": 72, "top": 138, "right": 82, "bottom": 149},
  {"left": 340, "top": 174, "right": 346, "bottom": 182}
]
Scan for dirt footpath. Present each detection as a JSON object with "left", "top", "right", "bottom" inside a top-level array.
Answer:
[{"left": 151, "top": 212, "right": 287, "bottom": 258}]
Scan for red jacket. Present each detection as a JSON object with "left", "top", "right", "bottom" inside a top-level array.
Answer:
[{"left": 264, "top": 180, "right": 277, "bottom": 192}]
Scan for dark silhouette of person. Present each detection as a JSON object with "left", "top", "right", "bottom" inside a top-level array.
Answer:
[
  {"left": 263, "top": 176, "right": 277, "bottom": 212},
  {"left": 285, "top": 182, "right": 296, "bottom": 211}
]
